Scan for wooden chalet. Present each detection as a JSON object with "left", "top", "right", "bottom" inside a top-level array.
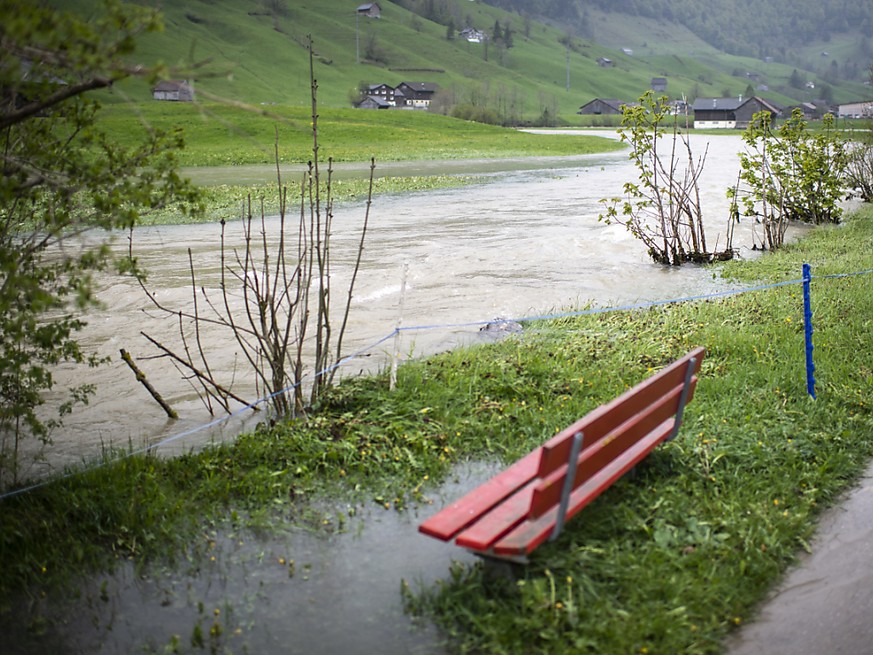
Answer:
[
  {"left": 152, "top": 80, "right": 194, "bottom": 102},
  {"left": 356, "top": 3, "right": 381, "bottom": 19},
  {"left": 367, "top": 83, "right": 395, "bottom": 105},
  {"left": 460, "top": 27, "right": 487, "bottom": 43},
  {"left": 651, "top": 77, "right": 668, "bottom": 93},
  {"left": 691, "top": 96, "right": 780, "bottom": 129},
  {"left": 577, "top": 98, "right": 629, "bottom": 116},
  {"left": 394, "top": 81, "right": 438, "bottom": 109}
]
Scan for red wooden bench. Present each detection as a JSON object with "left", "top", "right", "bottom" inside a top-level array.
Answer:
[{"left": 419, "top": 347, "right": 705, "bottom": 563}]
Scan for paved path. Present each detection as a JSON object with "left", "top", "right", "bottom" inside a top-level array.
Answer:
[{"left": 726, "top": 465, "right": 873, "bottom": 655}]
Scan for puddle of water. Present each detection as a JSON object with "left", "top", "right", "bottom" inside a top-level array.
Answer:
[{"left": 2, "top": 461, "right": 500, "bottom": 655}]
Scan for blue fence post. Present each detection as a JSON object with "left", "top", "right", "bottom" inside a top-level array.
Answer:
[{"left": 802, "top": 263, "right": 816, "bottom": 399}]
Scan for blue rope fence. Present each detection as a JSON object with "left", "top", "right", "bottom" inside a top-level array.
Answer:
[{"left": 2, "top": 265, "right": 871, "bottom": 501}]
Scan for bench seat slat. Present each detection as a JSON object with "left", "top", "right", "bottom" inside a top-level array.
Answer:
[
  {"left": 418, "top": 448, "right": 542, "bottom": 541},
  {"left": 453, "top": 483, "right": 537, "bottom": 551},
  {"left": 492, "top": 420, "right": 675, "bottom": 557}
]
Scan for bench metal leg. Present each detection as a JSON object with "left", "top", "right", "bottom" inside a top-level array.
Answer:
[
  {"left": 550, "top": 431, "right": 584, "bottom": 542},
  {"left": 668, "top": 356, "right": 697, "bottom": 441},
  {"left": 479, "top": 554, "right": 527, "bottom": 581}
]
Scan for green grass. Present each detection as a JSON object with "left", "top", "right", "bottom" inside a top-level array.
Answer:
[
  {"left": 101, "top": 101, "right": 625, "bottom": 224},
  {"left": 99, "top": 101, "right": 624, "bottom": 167},
  {"left": 55, "top": 0, "right": 871, "bottom": 125},
  {"left": 1, "top": 207, "right": 872, "bottom": 652}
]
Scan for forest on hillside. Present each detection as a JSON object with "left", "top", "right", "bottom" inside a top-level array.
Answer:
[{"left": 478, "top": 0, "right": 873, "bottom": 63}]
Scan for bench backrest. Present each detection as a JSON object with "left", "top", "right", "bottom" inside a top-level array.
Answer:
[
  {"left": 529, "top": 347, "right": 704, "bottom": 519},
  {"left": 418, "top": 347, "right": 705, "bottom": 557}
]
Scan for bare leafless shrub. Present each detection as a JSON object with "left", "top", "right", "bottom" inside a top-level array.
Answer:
[{"left": 134, "top": 43, "right": 372, "bottom": 419}]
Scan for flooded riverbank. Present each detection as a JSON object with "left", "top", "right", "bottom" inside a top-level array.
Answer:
[
  {"left": 21, "top": 133, "right": 763, "bottom": 479},
  {"left": 4, "top": 130, "right": 850, "bottom": 655}
]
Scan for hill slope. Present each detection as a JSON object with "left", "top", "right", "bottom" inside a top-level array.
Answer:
[
  {"left": 482, "top": 0, "right": 873, "bottom": 79},
  {"left": 62, "top": 0, "right": 872, "bottom": 121}
]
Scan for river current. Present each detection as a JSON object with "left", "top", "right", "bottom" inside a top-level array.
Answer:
[{"left": 26, "top": 132, "right": 765, "bottom": 478}]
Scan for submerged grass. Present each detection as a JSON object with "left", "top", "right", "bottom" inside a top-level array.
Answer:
[
  {"left": 117, "top": 103, "right": 622, "bottom": 224},
  {"left": 1, "top": 207, "right": 872, "bottom": 653},
  {"left": 142, "top": 174, "right": 485, "bottom": 225}
]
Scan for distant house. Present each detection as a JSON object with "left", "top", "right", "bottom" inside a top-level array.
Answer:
[
  {"left": 651, "top": 77, "right": 668, "bottom": 93},
  {"left": 691, "top": 96, "right": 780, "bottom": 129},
  {"left": 669, "top": 99, "right": 690, "bottom": 116},
  {"left": 367, "top": 83, "right": 395, "bottom": 105},
  {"left": 837, "top": 100, "right": 873, "bottom": 118},
  {"left": 460, "top": 27, "right": 487, "bottom": 43},
  {"left": 356, "top": 95, "right": 391, "bottom": 110},
  {"left": 577, "top": 98, "right": 630, "bottom": 115},
  {"left": 596, "top": 57, "right": 613, "bottom": 68},
  {"left": 152, "top": 80, "right": 194, "bottom": 102},
  {"left": 621, "top": 48, "right": 634, "bottom": 56},
  {"left": 810, "top": 99, "right": 833, "bottom": 116},
  {"left": 394, "top": 81, "right": 438, "bottom": 109},
  {"left": 786, "top": 102, "right": 820, "bottom": 120},
  {"left": 356, "top": 2, "right": 381, "bottom": 18}
]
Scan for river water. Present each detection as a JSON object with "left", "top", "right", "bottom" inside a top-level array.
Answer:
[
  {"left": 22, "top": 131, "right": 768, "bottom": 480},
  {"left": 5, "top": 131, "right": 805, "bottom": 655}
]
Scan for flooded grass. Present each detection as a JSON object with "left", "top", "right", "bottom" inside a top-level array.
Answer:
[
  {"left": 2, "top": 462, "right": 497, "bottom": 655},
  {"left": 142, "top": 174, "right": 486, "bottom": 226},
  {"left": 1, "top": 206, "right": 872, "bottom": 653}
]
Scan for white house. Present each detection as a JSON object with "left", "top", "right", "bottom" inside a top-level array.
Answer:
[
  {"left": 838, "top": 100, "right": 873, "bottom": 118},
  {"left": 460, "top": 27, "right": 486, "bottom": 43}
]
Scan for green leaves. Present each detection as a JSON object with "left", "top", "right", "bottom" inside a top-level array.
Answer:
[
  {"left": 0, "top": 1, "right": 202, "bottom": 484},
  {"left": 733, "top": 108, "right": 848, "bottom": 251},
  {"left": 600, "top": 91, "right": 727, "bottom": 265}
]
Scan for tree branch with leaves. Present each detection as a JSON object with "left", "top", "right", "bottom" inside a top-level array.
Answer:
[
  {"left": 0, "top": 0, "right": 202, "bottom": 485},
  {"left": 600, "top": 91, "right": 734, "bottom": 265},
  {"left": 729, "top": 109, "right": 848, "bottom": 251}
]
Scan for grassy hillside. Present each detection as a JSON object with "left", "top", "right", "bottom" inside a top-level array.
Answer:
[{"left": 59, "top": 0, "right": 871, "bottom": 123}]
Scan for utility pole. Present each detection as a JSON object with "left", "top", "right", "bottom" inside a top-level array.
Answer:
[
  {"left": 355, "top": 11, "right": 360, "bottom": 64},
  {"left": 566, "top": 42, "right": 570, "bottom": 92}
]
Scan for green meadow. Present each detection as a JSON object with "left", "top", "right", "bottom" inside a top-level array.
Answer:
[
  {"left": 99, "top": 102, "right": 623, "bottom": 167},
  {"left": 61, "top": 0, "right": 871, "bottom": 121}
]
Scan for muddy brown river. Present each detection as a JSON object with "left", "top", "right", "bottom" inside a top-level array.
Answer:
[{"left": 22, "top": 132, "right": 772, "bottom": 481}]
